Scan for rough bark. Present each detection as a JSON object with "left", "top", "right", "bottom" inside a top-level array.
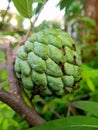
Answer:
[{"left": 0, "top": 44, "right": 45, "bottom": 127}]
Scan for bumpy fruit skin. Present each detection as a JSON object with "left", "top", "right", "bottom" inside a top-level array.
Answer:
[{"left": 14, "top": 28, "right": 82, "bottom": 97}]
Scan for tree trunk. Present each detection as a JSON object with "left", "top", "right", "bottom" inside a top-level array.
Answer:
[{"left": 84, "top": 0, "right": 98, "bottom": 38}]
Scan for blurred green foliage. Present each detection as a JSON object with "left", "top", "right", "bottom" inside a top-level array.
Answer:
[{"left": 0, "top": 102, "right": 29, "bottom": 130}]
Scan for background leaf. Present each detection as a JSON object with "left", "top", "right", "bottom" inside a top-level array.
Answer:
[
  {"left": 72, "top": 101, "right": 98, "bottom": 117},
  {"left": 86, "top": 78, "right": 95, "bottom": 91},
  {"left": 58, "top": 0, "right": 73, "bottom": 10},
  {"left": 12, "top": 0, "right": 33, "bottom": 18},
  {"left": 33, "top": 0, "right": 44, "bottom": 3},
  {"left": 28, "top": 116, "right": 98, "bottom": 130}
]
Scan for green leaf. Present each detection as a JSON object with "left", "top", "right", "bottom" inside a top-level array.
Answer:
[
  {"left": 86, "top": 78, "right": 95, "bottom": 91},
  {"left": 0, "top": 51, "right": 5, "bottom": 62},
  {"left": 80, "top": 17, "right": 96, "bottom": 27},
  {"left": 82, "top": 64, "right": 98, "bottom": 79},
  {"left": 35, "top": 3, "right": 43, "bottom": 14},
  {"left": 72, "top": 101, "right": 98, "bottom": 117},
  {"left": 28, "top": 116, "right": 98, "bottom": 130},
  {"left": 57, "top": 0, "right": 82, "bottom": 16},
  {"left": 12, "top": 0, "right": 33, "bottom": 18},
  {"left": 58, "top": 0, "right": 73, "bottom": 10},
  {"left": 0, "top": 70, "right": 7, "bottom": 80},
  {"left": 9, "top": 119, "right": 19, "bottom": 127},
  {"left": 33, "top": 0, "right": 44, "bottom": 3},
  {"left": 81, "top": 64, "right": 98, "bottom": 90},
  {"left": 2, "top": 119, "right": 9, "bottom": 130}
]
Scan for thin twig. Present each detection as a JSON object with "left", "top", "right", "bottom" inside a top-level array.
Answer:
[
  {"left": 13, "top": 1, "right": 48, "bottom": 63},
  {"left": 2, "top": 1, "right": 10, "bottom": 23},
  {"left": 18, "top": 20, "right": 32, "bottom": 46},
  {"left": 7, "top": 43, "right": 21, "bottom": 94},
  {"left": 19, "top": 0, "right": 47, "bottom": 46},
  {"left": 41, "top": 98, "right": 62, "bottom": 119},
  {"left": 67, "top": 102, "right": 78, "bottom": 116}
]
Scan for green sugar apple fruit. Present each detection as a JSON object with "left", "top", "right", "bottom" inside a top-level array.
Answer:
[{"left": 14, "top": 28, "right": 82, "bottom": 97}]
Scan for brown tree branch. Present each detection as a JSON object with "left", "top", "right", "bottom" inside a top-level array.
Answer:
[
  {"left": 7, "top": 43, "right": 34, "bottom": 108},
  {"left": 0, "top": 44, "right": 46, "bottom": 126},
  {"left": 7, "top": 43, "right": 20, "bottom": 94},
  {"left": 0, "top": 88, "right": 45, "bottom": 126}
]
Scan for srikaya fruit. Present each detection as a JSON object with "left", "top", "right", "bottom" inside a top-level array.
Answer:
[{"left": 14, "top": 28, "right": 82, "bottom": 97}]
